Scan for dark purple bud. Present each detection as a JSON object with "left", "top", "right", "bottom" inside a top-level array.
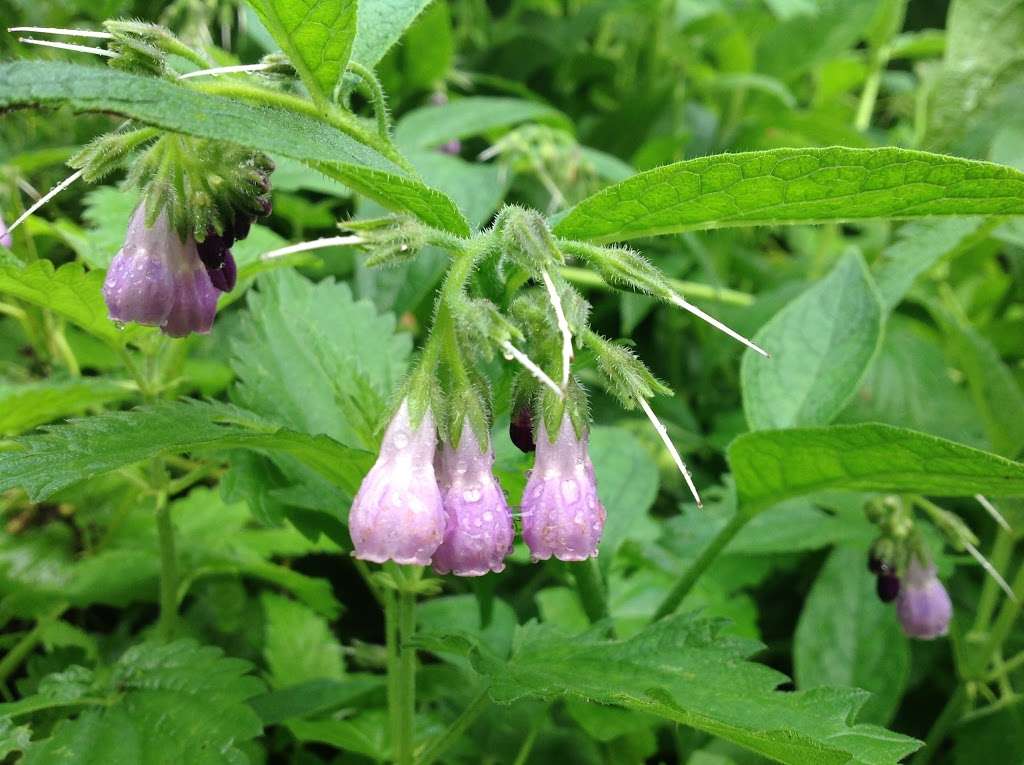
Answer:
[
  {"left": 431, "top": 428, "right": 514, "bottom": 576},
  {"left": 521, "top": 416, "right": 606, "bottom": 562},
  {"left": 103, "top": 206, "right": 219, "bottom": 337},
  {"left": 876, "top": 573, "right": 900, "bottom": 602},
  {"left": 0, "top": 213, "right": 11, "bottom": 248},
  {"left": 348, "top": 401, "right": 447, "bottom": 566},
  {"left": 896, "top": 559, "right": 953, "bottom": 640},
  {"left": 256, "top": 195, "right": 272, "bottom": 218},
  {"left": 205, "top": 251, "right": 237, "bottom": 293},
  {"left": 509, "top": 406, "right": 536, "bottom": 453},
  {"left": 196, "top": 229, "right": 232, "bottom": 268},
  {"left": 233, "top": 213, "right": 253, "bottom": 242}
]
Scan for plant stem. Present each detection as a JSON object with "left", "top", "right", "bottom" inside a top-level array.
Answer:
[
  {"left": 558, "top": 265, "right": 754, "bottom": 306},
  {"left": 980, "top": 558, "right": 1024, "bottom": 665},
  {"left": 154, "top": 486, "right": 177, "bottom": 641},
  {"left": 0, "top": 602, "right": 67, "bottom": 685},
  {"left": 346, "top": 61, "right": 391, "bottom": 139},
  {"left": 385, "top": 589, "right": 402, "bottom": 761},
  {"left": 651, "top": 513, "right": 750, "bottom": 622},
  {"left": 415, "top": 685, "right": 491, "bottom": 765},
  {"left": 573, "top": 558, "right": 610, "bottom": 623},
  {"left": 911, "top": 685, "right": 966, "bottom": 765},
  {"left": 512, "top": 724, "right": 540, "bottom": 765},
  {"left": 396, "top": 589, "right": 417, "bottom": 765}
]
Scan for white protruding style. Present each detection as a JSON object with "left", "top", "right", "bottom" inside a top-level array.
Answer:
[
  {"left": 6, "top": 169, "right": 84, "bottom": 235},
  {"left": 178, "top": 63, "right": 274, "bottom": 80},
  {"left": 965, "top": 541, "right": 1018, "bottom": 603},
  {"left": 260, "top": 235, "right": 364, "bottom": 261},
  {"left": 670, "top": 293, "right": 769, "bottom": 357},
  {"left": 975, "top": 494, "right": 1012, "bottom": 533},
  {"left": 636, "top": 394, "right": 702, "bottom": 507},
  {"left": 8, "top": 26, "right": 113, "bottom": 38},
  {"left": 499, "top": 341, "right": 563, "bottom": 399},
  {"left": 541, "top": 269, "right": 573, "bottom": 388},
  {"left": 18, "top": 37, "right": 117, "bottom": 57}
]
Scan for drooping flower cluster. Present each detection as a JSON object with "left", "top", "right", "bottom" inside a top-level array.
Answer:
[
  {"left": 869, "top": 544, "right": 952, "bottom": 640},
  {"left": 103, "top": 206, "right": 223, "bottom": 337},
  {"left": 349, "top": 401, "right": 605, "bottom": 574}
]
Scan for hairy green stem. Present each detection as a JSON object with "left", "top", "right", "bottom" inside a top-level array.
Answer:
[
  {"left": 911, "top": 685, "right": 966, "bottom": 765},
  {"left": 346, "top": 61, "right": 391, "bottom": 139},
  {"left": 573, "top": 558, "right": 610, "bottom": 623},
  {"left": 154, "top": 486, "right": 177, "bottom": 641},
  {"left": 396, "top": 589, "right": 417, "bottom": 765},
  {"left": 385, "top": 589, "right": 402, "bottom": 761},
  {"left": 559, "top": 265, "right": 754, "bottom": 306},
  {"left": 415, "top": 685, "right": 491, "bottom": 765},
  {"left": 512, "top": 724, "right": 540, "bottom": 765},
  {"left": 652, "top": 513, "right": 750, "bottom": 622}
]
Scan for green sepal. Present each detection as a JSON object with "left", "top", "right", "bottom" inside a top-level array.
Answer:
[
  {"left": 498, "top": 205, "right": 565, "bottom": 276},
  {"left": 539, "top": 377, "right": 589, "bottom": 443},
  {"left": 583, "top": 330, "right": 672, "bottom": 408},
  {"left": 69, "top": 126, "right": 161, "bottom": 184},
  {"left": 566, "top": 240, "right": 673, "bottom": 301}
]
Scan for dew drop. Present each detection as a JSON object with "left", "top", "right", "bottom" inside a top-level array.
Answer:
[
  {"left": 463, "top": 486, "right": 482, "bottom": 503},
  {"left": 561, "top": 479, "right": 580, "bottom": 503},
  {"left": 393, "top": 431, "right": 410, "bottom": 449}
]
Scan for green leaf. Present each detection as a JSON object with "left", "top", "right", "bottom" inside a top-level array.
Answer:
[
  {"left": 0, "top": 717, "right": 32, "bottom": 760},
  {"left": 795, "top": 547, "right": 909, "bottom": 726},
  {"left": 0, "top": 260, "right": 138, "bottom": 346},
  {"left": 351, "top": 0, "right": 435, "bottom": 68},
  {"left": 0, "top": 378, "right": 134, "bottom": 436},
  {"left": 873, "top": 218, "right": 984, "bottom": 312},
  {"left": 395, "top": 97, "right": 568, "bottom": 149},
  {"left": 0, "top": 400, "right": 373, "bottom": 502},
  {"left": 232, "top": 269, "right": 411, "bottom": 450},
  {"left": 247, "top": 0, "right": 357, "bottom": 104},
  {"left": 741, "top": 252, "right": 883, "bottom": 430},
  {"left": 729, "top": 423, "right": 1024, "bottom": 514},
  {"left": 261, "top": 593, "right": 344, "bottom": 688},
  {"left": 552, "top": 147, "right": 1024, "bottom": 243},
  {"left": 287, "top": 712, "right": 390, "bottom": 760},
  {"left": 15, "top": 640, "right": 264, "bottom": 765},
  {"left": 248, "top": 677, "right": 382, "bottom": 725},
  {"left": 0, "top": 61, "right": 469, "bottom": 235},
  {"left": 589, "top": 426, "right": 659, "bottom": 566},
  {"left": 470, "top": 613, "right": 921, "bottom": 764}
]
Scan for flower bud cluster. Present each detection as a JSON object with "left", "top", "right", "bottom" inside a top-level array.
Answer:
[
  {"left": 349, "top": 400, "right": 606, "bottom": 574},
  {"left": 867, "top": 539, "right": 952, "bottom": 640}
]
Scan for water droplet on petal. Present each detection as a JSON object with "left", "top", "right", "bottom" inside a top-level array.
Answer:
[{"left": 561, "top": 479, "right": 580, "bottom": 503}]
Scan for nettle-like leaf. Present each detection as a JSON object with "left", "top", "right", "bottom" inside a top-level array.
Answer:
[
  {"left": 0, "top": 399, "right": 372, "bottom": 502},
  {"left": 0, "top": 62, "right": 470, "bottom": 235},
  {"left": 395, "top": 97, "right": 569, "bottom": 150},
  {"left": 741, "top": 251, "right": 883, "bottom": 430},
  {"left": 467, "top": 613, "right": 921, "bottom": 764},
  {"left": 247, "top": 0, "right": 357, "bottom": 105},
  {"left": 232, "top": 269, "right": 411, "bottom": 450},
  {"left": 795, "top": 547, "right": 909, "bottom": 727},
  {"left": 0, "top": 378, "right": 133, "bottom": 436},
  {"left": 729, "top": 423, "right": 1024, "bottom": 515},
  {"left": 261, "top": 592, "right": 345, "bottom": 688},
  {"left": 552, "top": 147, "right": 1024, "bottom": 243},
  {"left": 0, "top": 260, "right": 143, "bottom": 346},
  {"left": 350, "top": 0, "right": 435, "bottom": 68},
  {"left": 0, "top": 717, "right": 31, "bottom": 760},
  {"left": 5, "top": 641, "right": 264, "bottom": 765}
]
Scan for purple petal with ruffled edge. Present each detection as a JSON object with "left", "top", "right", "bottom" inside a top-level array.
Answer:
[
  {"left": 161, "top": 265, "right": 220, "bottom": 337},
  {"left": 349, "top": 401, "right": 447, "bottom": 566},
  {"left": 521, "top": 416, "right": 606, "bottom": 562},
  {"left": 896, "top": 559, "right": 952, "bottom": 639},
  {"left": 432, "top": 428, "right": 514, "bottom": 576}
]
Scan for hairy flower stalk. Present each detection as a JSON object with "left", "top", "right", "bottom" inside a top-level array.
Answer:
[
  {"left": 896, "top": 558, "right": 953, "bottom": 639},
  {"left": 103, "top": 206, "right": 221, "bottom": 337},
  {"left": 349, "top": 401, "right": 447, "bottom": 566},
  {"left": 431, "top": 427, "right": 514, "bottom": 576},
  {"left": 521, "top": 415, "right": 606, "bottom": 561}
]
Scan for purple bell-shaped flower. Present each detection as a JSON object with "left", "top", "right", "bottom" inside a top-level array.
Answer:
[
  {"left": 431, "top": 427, "right": 514, "bottom": 576},
  {"left": 349, "top": 401, "right": 447, "bottom": 566},
  {"left": 102, "top": 206, "right": 220, "bottom": 337},
  {"left": 896, "top": 558, "right": 953, "bottom": 640},
  {"left": 521, "top": 415, "right": 606, "bottom": 561},
  {"left": 0, "top": 213, "right": 11, "bottom": 248}
]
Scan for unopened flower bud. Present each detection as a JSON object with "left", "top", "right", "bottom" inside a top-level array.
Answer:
[
  {"left": 521, "top": 416, "right": 606, "bottom": 561},
  {"left": 876, "top": 573, "right": 900, "bottom": 603},
  {"left": 0, "top": 213, "right": 11, "bottom": 248},
  {"left": 103, "top": 206, "right": 219, "bottom": 337},
  {"left": 509, "top": 406, "right": 536, "bottom": 453},
  {"left": 431, "top": 427, "right": 514, "bottom": 576},
  {"left": 348, "top": 401, "right": 446, "bottom": 566},
  {"left": 896, "top": 559, "right": 953, "bottom": 639}
]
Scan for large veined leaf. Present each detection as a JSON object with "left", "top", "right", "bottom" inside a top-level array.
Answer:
[
  {"left": 741, "top": 251, "right": 883, "bottom": 430},
  {"left": 4, "top": 641, "right": 264, "bottom": 765},
  {"left": 395, "top": 96, "right": 569, "bottom": 149},
  {"left": 0, "top": 400, "right": 373, "bottom": 501},
  {"left": 247, "top": 0, "right": 357, "bottom": 104},
  {"left": 350, "top": 0, "right": 435, "bottom": 67},
  {"left": 729, "top": 423, "right": 1024, "bottom": 514},
  {"left": 261, "top": 593, "right": 345, "bottom": 688},
  {"left": 467, "top": 613, "right": 921, "bottom": 764},
  {"left": 0, "top": 378, "right": 134, "bottom": 435},
  {"left": 552, "top": 147, "right": 1024, "bottom": 243},
  {"left": 795, "top": 547, "right": 909, "bottom": 726},
  {"left": 0, "top": 62, "right": 469, "bottom": 235}
]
